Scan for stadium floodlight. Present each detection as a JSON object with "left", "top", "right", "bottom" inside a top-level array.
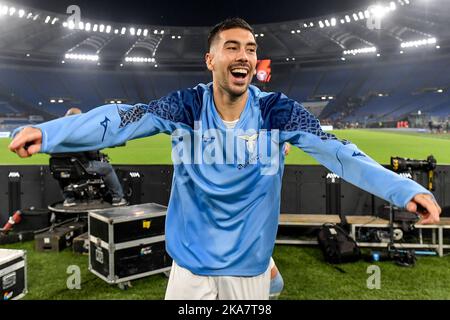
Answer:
[
  {"left": 325, "top": 20, "right": 330, "bottom": 27},
  {"left": 50, "top": 99, "right": 56, "bottom": 103},
  {"left": 32, "top": 14, "right": 39, "bottom": 20},
  {"left": 61, "top": 60, "right": 65, "bottom": 64},
  {"left": 106, "top": 25, "right": 111, "bottom": 33},
  {"left": 161, "top": 30, "right": 165, "bottom": 34},
  {"left": 130, "top": 27, "right": 135, "bottom": 35},
  {"left": 328, "top": 96, "right": 334, "bottom": 100},
  {"left": 26, "top": 12, "right": 33, "bottom": 19},
  {"left": 341, "top": 57, "right": 346, "bottom": 61},
  {"left": 260, "top": 33, "right": 264, "bottom": 37},
  {"left": 85, "top": 22, "right": 91, "bottom": 31},
  {"left": 319, "top": 21, "right": 324, "bottom": 28},
  {"left": 303, "top": 23, "right": 308, "bottom": 28},
  {"left": 172, "top": 35, "right": 176, "bottom": 39},
  {"left": 330, "top": 18, "right": 336, "bottom": 26},
  {"left": 370, "top": 5, "right": 387, "bottom": 18},
  {"left": 436, "top": 45, "right": 440, "bottom": 49},
  {"left": 58, "top": 99, "right": 64, "bottom": 103},
  {"left": 345, "top": 15, "right": 351, "bottom": 23},
  {"left": 137, "top": 28, "right": 142, "bottom": 36},
  {"left": 154, "top": 64, "right": 158, "bottom": 68},
  {"left": 310, "top": 22, "right": 314, "bottom": 27},
  {"left": 364, "top": 10, "right": 370, "bottom": 18},
  {"left": 117, "top": 100, "right": 122, "bottom": 104},
  {"left": 340, "top": 19, "right": 345, "bottom": 24},
  {"left": 78, "top": 21, "right": 84, "bottom": 30},
  {"left": 401, "top": 38, "right": 437, "bottom": 49},
  {"left": 18, "top": 9, "right": 25, "bottom": 18},
  {"left": 65, "top": 53, "right": 100, "bottom": 62},
  {"left": 44, "top": 16, "right": 51, "bottom": 24},
  {"left": 51, "top": 17, "right": 58, "bottom": 25},
  {"left": 143, "top": 29, "right": 148, "bottom": 36},
  {"left": 353, "top": 13, "right": 359, "bottom": 21},
  {"left": 68, "top": 20, "right": 75, "bottom": 29},
  {"left": 121, "top": 27, "right": 126, "bottom": 35},
  {"left": 99, "top": 24, "right": 105, "bottom": 33},
  {"left": 125, "top": 56, "right": 156, "bottom": 63},
  {"left": 437, "top": 89, "right": 444, "bottom": 93},
  {"left": 343, "top": 46, "right": 377, "bottom": 56},
  {"left": 358, "top": 11, "right": 364, "bottom": 19},
  {"left": 154, "top": 29, "right": 158, "bottom": 34},
  {"left": 9, "top": 7, "right": 15, "bottom": 16},
  {"left": 291, "top": 30, "right": 295, "bottom": 34},
  {"left": 390, "top": 2, "right": 397, "bottom": 11},
  {"left": 93, "top": 24, "right": 98, "bottom": 32},
  {"left": 62, "top": 21, "right": 68, "bottom": 27},
  {"left": 177, "top": 36, "right": 181, "bottom": 39},
  {"left": 0, "top": 6, "right": 8, "bottom": 15}
]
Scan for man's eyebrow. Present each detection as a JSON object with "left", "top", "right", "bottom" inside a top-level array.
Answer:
[{"left": 223, "top": 40, "right": 258, "bottom": 48}]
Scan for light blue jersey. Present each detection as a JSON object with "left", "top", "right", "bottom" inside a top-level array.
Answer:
[{"left": 27, "top": 83, "right": 431, "bottom": 276}]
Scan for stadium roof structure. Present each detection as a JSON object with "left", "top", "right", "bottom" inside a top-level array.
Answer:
[{"left": 1, "top": 0, "right": 450, "bottom": 68}]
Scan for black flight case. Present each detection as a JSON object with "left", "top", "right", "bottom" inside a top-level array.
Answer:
[{"left": 88, "top": 203, "right": 172, "bottom": 285}]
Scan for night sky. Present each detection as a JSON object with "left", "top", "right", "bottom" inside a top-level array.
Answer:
[{"left": 10, "top": 0, "right": 375, "bottom": 26}]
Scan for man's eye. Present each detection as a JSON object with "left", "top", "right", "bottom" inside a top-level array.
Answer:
[{"left": 227, "top": 47, "right": 237, "bottom": 50}]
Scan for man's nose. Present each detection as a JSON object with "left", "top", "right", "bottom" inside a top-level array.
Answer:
[{"left": 235, "top": 48, "right": 249, "bottom": 62}]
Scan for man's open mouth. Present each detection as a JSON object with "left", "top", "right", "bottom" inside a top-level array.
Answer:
[{"left": 230, "top": 68, "right": 249, "bottom": 79}]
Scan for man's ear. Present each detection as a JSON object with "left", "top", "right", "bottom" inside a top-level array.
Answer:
[{"left": 205, "top": 52, "right": 214, "bottom": 71}]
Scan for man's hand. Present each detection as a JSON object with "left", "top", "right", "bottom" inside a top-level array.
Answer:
[
  {"left": 8, "top": 127, "right": 42, "bottom": 158},
  {"left": 283, "top": 143, "right": 291, "bottom": 156},
  {"left": 406, "top": 193, "right": 441, "bottom": 225}
]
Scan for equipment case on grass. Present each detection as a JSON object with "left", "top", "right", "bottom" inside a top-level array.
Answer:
[
  {"left": 88, "top": 203, "right": 172, "bottom": 284},
  {"left": 0, "top": 249, "right": 27, "bottom": 300},
  {"left": 35, "top": 220, "right": 87, "bottom": 252}
]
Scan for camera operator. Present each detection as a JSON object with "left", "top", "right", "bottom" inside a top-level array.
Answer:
[{"left": 59, "top": 108, "right": 127, "bottom": 207}]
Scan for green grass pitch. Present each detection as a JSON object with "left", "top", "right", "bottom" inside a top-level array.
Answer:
[{"left": 1, "top": 129, "right": 450, "bottom": 299}]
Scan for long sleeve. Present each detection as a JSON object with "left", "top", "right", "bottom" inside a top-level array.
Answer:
[
  {"left": 261, "top": 92, "right": 433, "bottom": 209},
  {"left": 13, "top": 86, "right": 205, "bottom": 154}
]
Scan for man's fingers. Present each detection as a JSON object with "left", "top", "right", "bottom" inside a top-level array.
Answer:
[
  {"left": 8, "top": 127, "right": 42, "bottom": 155},
  {"left": 27, "top": 143, "right": 41, "bottom": 155},
  {"left": 16, "top": 147, "right": 30, "bottom": 158},
  {"left": 412, "top": 194, "right": 441, "bottom": 224},
  {"left": 406, "top": 202, "right": 416, "bottom": 213}
]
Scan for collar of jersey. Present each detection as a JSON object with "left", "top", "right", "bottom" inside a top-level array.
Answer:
[{"left": 207, "top": 83, "right": 252, "bottom": 131}]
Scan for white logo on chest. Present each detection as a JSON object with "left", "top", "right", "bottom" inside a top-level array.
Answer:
[{"left": 238, "top": 133, "right": 258, "bottom": 153}]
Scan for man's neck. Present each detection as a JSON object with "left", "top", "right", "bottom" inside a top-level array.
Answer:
[{"left": 213, "top": 85, "right": 248, "bottom": 121}]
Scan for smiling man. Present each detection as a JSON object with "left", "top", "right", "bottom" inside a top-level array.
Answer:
[{"left": 8, "top": 18, "right": 441, "bottom": 300}]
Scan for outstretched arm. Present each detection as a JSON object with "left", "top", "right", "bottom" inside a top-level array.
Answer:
[
  {"left": 261, "top": 92, "right": 441, "bottom": 223},
  {"left": 9, "top": 86, "right": 204, "bottom": 156}
]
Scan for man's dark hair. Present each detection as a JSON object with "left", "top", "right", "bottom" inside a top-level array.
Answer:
[{"left": 207, "top": 18, "right": 255, "bottom": 52}]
